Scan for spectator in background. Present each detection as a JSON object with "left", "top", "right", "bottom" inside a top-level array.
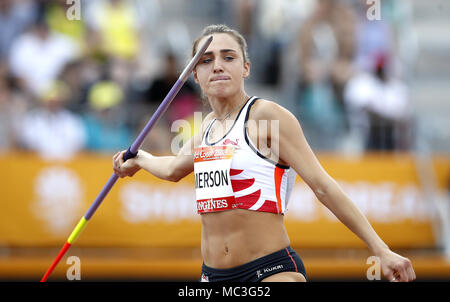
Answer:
[
  {"left": 44, "top": 0, "right": 86, "bottom": 47},
  {"left": 252, "top": 0, "right": 311, "bottom": 86},
  {"left": 85, "top": 0, "right": 141, "bottom": 61},
  {"left": 84, "top": 0, "right": 146, "bottom": 115},
  {"left": 142, "top": 52, "right": 201, "bottom": 122},
  {"left": 352, "top": 0, "right": 417, "bottom": 80},
  {"left": 0, "top": 0, "right": 37, "bottom": 60},
  {"left": 83, "top": 0, "right": 161, "bottom": 89},
  {"left": 231, "top": 0, "right": 255, "bottom": 40},
  {"left": 344, "top": 52, "right": 412, "bottom": 151},
  {"left": 83, "top": 80, "right": 133, "bottom": 152},
  {"left": 18, "top": 80, "right": 86, "bottom": 160},
  {"left": 135, "top": 51, "right": 202, "bottom": 153},
  {"left": 299, "top": 0, "right": 356, "bottom": 103},
  {"left": 353, "top": 0, "right": 394, "bottom": 75},
  {"left": 58, "top": 59, "right": 90, "bottom": 113},
  {"left": 297, "top": 0, "right": 356, "bottom": 149},
  {"left": 8, "top": 17, "right": 81, "bottom": 96},
  {"left": 0, "top": 61, "right": 31, "bottom": 151}
]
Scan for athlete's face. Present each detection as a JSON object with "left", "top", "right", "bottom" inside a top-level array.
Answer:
[{"left": 193, "top": 33, "right": 250, "bottom": 99}]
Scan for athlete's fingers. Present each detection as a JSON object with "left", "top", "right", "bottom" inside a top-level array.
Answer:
[
  {"left": 113, "top": 151, "right": 125, "bottom": 176},
  {"left": 113, "top": 150, "right": 139, "bottom": 178},
  {"left": 381, "top": 250, "right": 415, "bottom": 282},
  {"left": 392, "top": 264, "right": 406, "bottom": 282},
  {"left": 405, "top": 264, "right": 416, "bottom": 282},
  {"left": 113, "top": 154, "right": 118, "bottom": 171},
  {"left": 115, "top": 151, "right": 126, "bottom": 166},
  {"left": 400, "top": 258, "right": 413, "bottom": 282},
  {"left": 113, "top": 164, "right": 121, "bottom": 177},
  {"left": 397, "top": 269, "right": 408, "bottom": 282},
  {"left": 393, "top": 257, "right": 413, "bottom": 282},
  {"left": 113, "top": 152, "right": 120, "bottom": 168},
  {"left": 120, "top": 150, "right": 128, "bottom": 165},
  {"left": 384, "top": 268, "right": 397, "bottom": 282},
  {"left": 113, "top": 157, "right": 120, "bottom": 172},
  {"left": 113, "top": 151, "right": 123, "bottom": 162},
  {"left": 384, "top": 263, "right": 402, "bottom": 282}
]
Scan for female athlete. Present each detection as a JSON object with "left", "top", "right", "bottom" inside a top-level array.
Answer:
[{"left": 113, "top": 24, "right": 416, "bottom": 282}]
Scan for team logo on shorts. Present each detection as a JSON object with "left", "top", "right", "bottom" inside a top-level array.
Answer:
[
  {"left": 256, "top": 265, "right": 284, "bottom": 278},
  {"left": 256, "top": 270, "right": 263, "bottom": 278}
]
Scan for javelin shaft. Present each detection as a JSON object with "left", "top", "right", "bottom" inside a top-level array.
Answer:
[{"left": 40, "top": 36, "right": 213, "bottom": 282}]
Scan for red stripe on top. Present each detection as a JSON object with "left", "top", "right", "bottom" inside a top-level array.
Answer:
[
  {"left": 274, "top": 167, "right": 284, "bottom": 213},
  {"left": 230, "top": 169, "right": 244, "bottom": 176},
  {"left": 231, "top": 178, "right": 255, "bottom": 192},
  {"left": 257, "top": 200, "right": 278, "bottom": 214},
  {"left": 235, "top": 189, "right": 261, "bottom": 209}
]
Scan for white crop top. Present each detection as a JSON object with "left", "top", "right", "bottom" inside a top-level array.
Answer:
[{"left": 194, "top": 96, "right": 297, "bottom": 214}]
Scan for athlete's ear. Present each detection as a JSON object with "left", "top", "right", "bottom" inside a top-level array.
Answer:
[
  {"left": 243, "top": 61, "right": 250, "bottom": 79},
  {"left": 193, "top": 67, "right": 199, "bottom": 84}
]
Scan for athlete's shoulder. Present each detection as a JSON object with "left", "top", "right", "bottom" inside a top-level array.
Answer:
[{"left": 250, "top": 98, "right": 295, "bottom": 121}]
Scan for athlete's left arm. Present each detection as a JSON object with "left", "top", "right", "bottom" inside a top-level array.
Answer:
[{"left": 252, "top": 100, "right": 416, "bottom": 282}]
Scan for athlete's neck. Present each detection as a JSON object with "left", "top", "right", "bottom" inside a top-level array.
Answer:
[{"left": 209, "top": 91, "right": 249, "bottom": 121}]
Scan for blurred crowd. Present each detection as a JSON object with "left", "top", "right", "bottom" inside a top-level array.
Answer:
[{"left": 0, "top": 0, "right": 417, "bottom": 160}]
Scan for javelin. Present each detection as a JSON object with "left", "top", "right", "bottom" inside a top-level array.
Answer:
[{"left": 40, "top": 36, "right": 213, "bottom": 282}]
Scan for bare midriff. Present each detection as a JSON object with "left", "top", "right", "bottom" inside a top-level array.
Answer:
[{"left": 201, "top": 209, "right": 290, "bottom": 269}]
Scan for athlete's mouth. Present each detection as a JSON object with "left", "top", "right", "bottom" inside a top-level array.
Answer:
[{"left": 210, "top": 75, "right": 231, "bottom": 82}]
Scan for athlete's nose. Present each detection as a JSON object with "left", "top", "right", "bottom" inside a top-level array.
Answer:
[{"left": 213, "top": 59, "right": 224, "bottom": 73}]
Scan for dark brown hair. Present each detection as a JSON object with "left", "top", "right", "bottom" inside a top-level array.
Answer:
[{"left": 191, "top": 24, "right": 250, "bottom": 64}]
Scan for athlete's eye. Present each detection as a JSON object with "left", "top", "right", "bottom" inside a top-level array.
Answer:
[
  {"left": 201, "top": 58, "right": 212, "bottom": 64},
  {"left": 224, "top": 56, "right": 234, "bottom": 61}
]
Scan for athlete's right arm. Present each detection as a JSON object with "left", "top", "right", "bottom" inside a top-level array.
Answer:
[{"left": 113, "top": 113, "right": 213, "bottom": 182}]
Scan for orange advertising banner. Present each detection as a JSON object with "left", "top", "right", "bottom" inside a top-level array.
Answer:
[{"left": 1, "top": 152, "right": 448, "bottom": 249}]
